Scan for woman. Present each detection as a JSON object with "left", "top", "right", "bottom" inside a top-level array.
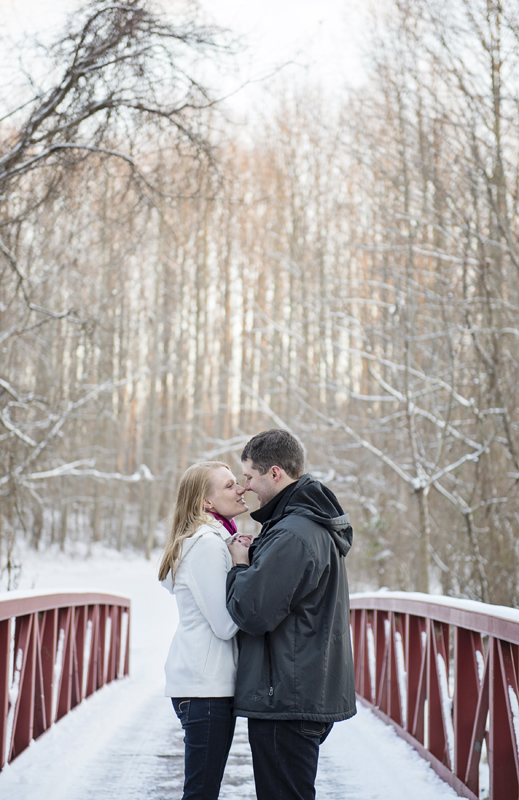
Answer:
[{"left": 158, "top": 461, "right": 251, "bottom": 800}]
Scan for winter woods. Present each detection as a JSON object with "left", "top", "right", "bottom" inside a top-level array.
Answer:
[{"left": 1, "top": 0, "right": 519, "bottom": 605}]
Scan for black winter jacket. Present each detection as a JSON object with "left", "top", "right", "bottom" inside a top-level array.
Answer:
[{"left": 226, "top": 474, "right": 357, "bottom": 722}]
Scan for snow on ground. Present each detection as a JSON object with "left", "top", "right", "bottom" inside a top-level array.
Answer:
[{"left": 0, "top": 546, "right": 459, "bottom": 799}]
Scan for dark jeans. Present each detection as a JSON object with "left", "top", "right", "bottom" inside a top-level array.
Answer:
[
  {"left": 172, "top": 697, "right": 235, "bottom": 800},
  {"left": 248, "top": 718, "right": 333, "bottom": 800}
]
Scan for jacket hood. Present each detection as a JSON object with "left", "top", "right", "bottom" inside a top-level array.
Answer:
[{"left": 254, "top": 473, "right": 353, "bottom": 557}]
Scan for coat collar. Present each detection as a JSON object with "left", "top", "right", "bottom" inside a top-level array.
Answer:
[{"left": 192, "top": 519, "right": 233, "bottom": 543}]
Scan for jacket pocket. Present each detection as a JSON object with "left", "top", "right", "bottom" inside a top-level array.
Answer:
[
  {"left": 202, "top": 637, "right": 217, "bottom": 675},
  {"left": 265, "top": 632, "right": 274, "bottom": 704}
]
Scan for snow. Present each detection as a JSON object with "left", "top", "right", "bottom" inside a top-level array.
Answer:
[
  {"left": 436, "top": 654, "right": 455, "bottom": 769},
  {"left": 476, "top": 649, "right": 485, "bottom": 682},
  {"left": 4, "top": 648, "right": 22, "bottom": 766},
  {"left": 509, "top": 687, "right": 519, "bottom": 763},
  {"left": 0, "top": 545, "right": 459, "bottom": 799},
  {"left": 366, "top": 624, "right": 376, "bottom": 701},
  {"left": 52, "top": 627, "right": 65, "bottom": 724},
  {"left": 352, "top": 589, "right": 519, "bottom": 625},
  {"left": 394, "top": 631, "right": 407, "bottom": 728},
  {"left": 0, "top": 587, "right": 132, "bottom": 601},
  {"left": 317, "top": 706, "right": 459, "bottom": 800}
]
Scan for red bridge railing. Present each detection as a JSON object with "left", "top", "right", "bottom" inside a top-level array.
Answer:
[
  {"left": 350, "top": 592, "right": 519, "bottom": 800},
  {"left": 0, "top": 591, "right": 130, "bottom": 770}
]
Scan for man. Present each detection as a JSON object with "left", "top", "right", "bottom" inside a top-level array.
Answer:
[{"left": 227, "top": 428, "right": 356, "bottom": 800}]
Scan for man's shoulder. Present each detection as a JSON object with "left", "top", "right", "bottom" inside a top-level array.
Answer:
[
  {"left": 275, "top": 508, "right": 323, "bottom": 529},
  {"left": 267, "top": 512, "right": 326, "bottom": 548}
]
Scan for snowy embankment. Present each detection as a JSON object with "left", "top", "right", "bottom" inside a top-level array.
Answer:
[{"left": 0, "top": 546, "right": 458, "bottom": 799}]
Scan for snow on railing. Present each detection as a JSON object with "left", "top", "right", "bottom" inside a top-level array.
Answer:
[
  {"left": 0, "top": 590, "right": 130, "bottom": 770},
  {"left": 350, "top": 592, "right": 519, "bottom": 800}
]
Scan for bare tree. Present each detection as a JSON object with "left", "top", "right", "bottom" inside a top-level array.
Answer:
[{"left": 0, "top": 0, "right": 232, "bottom": 580}]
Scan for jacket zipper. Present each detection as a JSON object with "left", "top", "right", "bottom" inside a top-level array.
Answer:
[{"left": 265, "top": 632, "right": 274, "bottom": 703}]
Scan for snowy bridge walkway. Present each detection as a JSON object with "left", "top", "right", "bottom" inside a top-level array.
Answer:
[
  {"left": 2, "top": 550, "right": 518, "bottom": 800},
  {"left": 0, "top": 660, "right": 459, "bottom": 800}
]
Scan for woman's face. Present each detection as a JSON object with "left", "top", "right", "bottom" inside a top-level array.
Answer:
[{"left": 205, "top": 466, "right": 248, "bottom": 520}]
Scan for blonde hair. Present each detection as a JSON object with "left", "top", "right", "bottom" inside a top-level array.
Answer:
[{"left": 158, "top": 461, "right": 231, "bottom": 581}]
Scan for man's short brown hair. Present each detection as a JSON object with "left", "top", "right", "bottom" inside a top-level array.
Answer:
[{"left": 241, "top": 429, "right": 305, "bottom": 479}]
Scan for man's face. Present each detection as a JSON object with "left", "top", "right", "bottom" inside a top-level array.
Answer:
[{"left": 242, "top": 459, "right": 280, "bottom": 507}]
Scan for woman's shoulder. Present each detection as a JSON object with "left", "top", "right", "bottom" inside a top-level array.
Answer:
[
  {"left": 180, "top": 523, "right": 230, "bottom": 571},
  {"left": 183, "top": 521, "right": 228, "bottom": 553},
  {"left": 197, "top": 520, "right": 228, "bottom": 539}
]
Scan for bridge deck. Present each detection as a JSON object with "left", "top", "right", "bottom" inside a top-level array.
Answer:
[{"left": 0, "top": 678, "right": 459, "bottom": 800}]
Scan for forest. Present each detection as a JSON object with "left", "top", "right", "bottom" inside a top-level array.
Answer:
[{"left": 1, "top": 0, "right": 519, "bottom": 605}]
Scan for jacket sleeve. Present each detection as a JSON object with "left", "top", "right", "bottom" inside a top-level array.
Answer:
[
  {"left": 226, "top": 529, "right": 320, "bottom": 635},
  {"left": 186, "top": 534, "right": 239, "bottom": 640}
]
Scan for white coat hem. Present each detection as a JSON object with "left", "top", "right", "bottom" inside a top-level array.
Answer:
[{"left": 164, "top": 683, "right": 236, "bottom": 698}]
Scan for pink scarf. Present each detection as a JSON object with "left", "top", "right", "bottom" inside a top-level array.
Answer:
[{"left": 209, "top": 511, "right": 237, "bottom": 536}]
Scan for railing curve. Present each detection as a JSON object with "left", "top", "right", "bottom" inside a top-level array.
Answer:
[
  {"left": 350, "top": 592, "right": 519, "bottom": 800},
  {"left": 0, "top": 590, "right": 130, "bottom": 770}
]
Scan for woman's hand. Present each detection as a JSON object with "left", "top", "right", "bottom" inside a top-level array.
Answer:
[
  {"left": 228, "top": 537, "right": 252, "bottom": 567},
  {"left": 232, "top": 534, "right": 254, "bottom": 548}
]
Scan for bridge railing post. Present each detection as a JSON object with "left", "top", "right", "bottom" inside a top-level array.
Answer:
[{"left": 0, "top": 618, "right": 11, "bottom": 770}]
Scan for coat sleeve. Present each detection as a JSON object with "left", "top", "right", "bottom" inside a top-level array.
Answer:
[
  {"left": 226, "top": 529, "right": 320, "bottom": 635},
  {"left": 186, "top": 534, "right": 239, "bottom": 640}
]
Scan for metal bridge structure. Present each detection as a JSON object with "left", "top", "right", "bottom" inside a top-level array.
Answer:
[
  {"left": 0, "top": 591, "right": 130, "bottom": 770},
  {"left": 2, "top": 589, "right": 519, "bottom": 800},
  {"left": 350, "top": 592, "right": 519, "bottom": 800}
]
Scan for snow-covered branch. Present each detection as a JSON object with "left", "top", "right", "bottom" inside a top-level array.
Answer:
[
  {"left": 0, "top": 406, "right": 37, "bottom": 447},
  {"left": 25, "top": 462, "right": 154, "bottom": 483},
  {"left": 0, "top": 376, "right": 144, "bottom": 488}
]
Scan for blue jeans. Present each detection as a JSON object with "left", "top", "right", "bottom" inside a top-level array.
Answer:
[
  {"left": 172, "top": 697, "right": 235, "bottom": 800},
  {"left": 248, "top": 718, "right": 333, "bottom": 800}
]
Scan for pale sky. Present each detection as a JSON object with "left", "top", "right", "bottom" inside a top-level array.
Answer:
[
  {"left": 1, "top": 0, "right": 368, "bottom": 108},
  {"left": 202, "top": 0, "right": 365, "bottom": 84}
]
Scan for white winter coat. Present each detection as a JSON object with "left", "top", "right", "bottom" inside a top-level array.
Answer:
[{"left": 161, "top": 521, "right": 238, "bottom": 697}]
